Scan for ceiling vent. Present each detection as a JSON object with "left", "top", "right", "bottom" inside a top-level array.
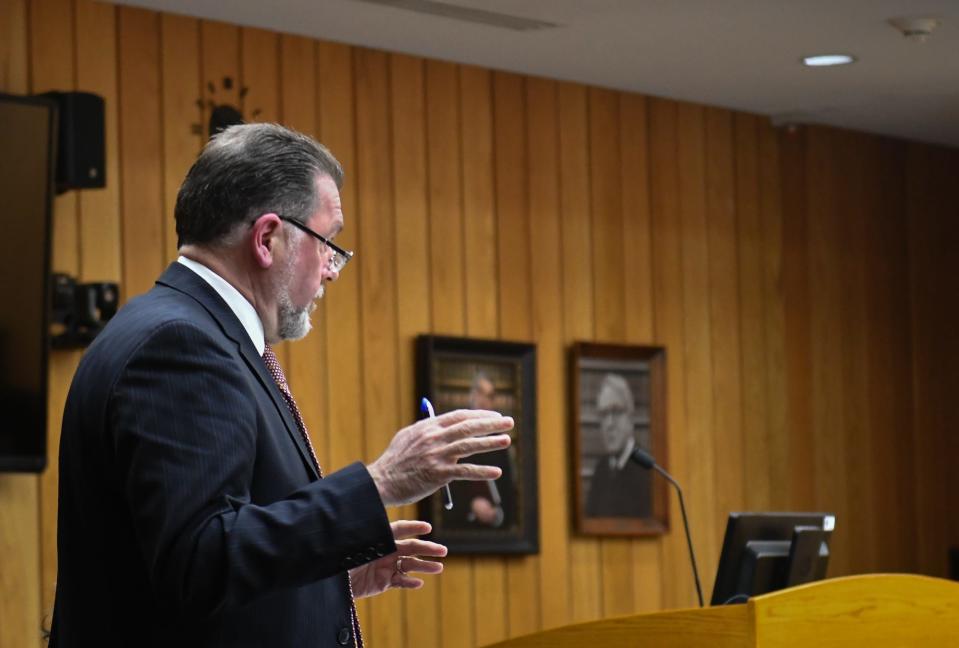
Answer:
[{"left": 351, "top": 0, "right": 560, "bottom": 31}]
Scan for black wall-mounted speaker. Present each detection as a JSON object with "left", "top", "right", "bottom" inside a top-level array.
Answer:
[{"left": 38, "top": 91, "right": 106, "bottom": 193}]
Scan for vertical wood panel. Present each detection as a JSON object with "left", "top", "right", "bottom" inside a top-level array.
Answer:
[
  {"left": 619, "top": 92, "right": 663, "bottom": 615},
  {"left": 866, "top": 141, "right": 915, "bottom": 572},
  {"left": 906, "top": 144, "right": 956, "bottom": 577},
  {"left": 805, "top": 127, "right": 850, "bottom": 575},
  {"left": 907, "top": 144, "right": 937, "bottom": 574},
  {"left": 676, "top": 102, "right": 718, "bottom": 596},
  {"left": 390, "top": 52, "right": 437, "bottom": 648},
  {"left": 0, "top": 476, "right": 41, "bottom": 647},
  {"left": 734, "top": 114, "right": 771, "bottom": 512},
  {"left": 118, "top": 7, "right": 164, "bottom": 297},
  {"left": 620, "top": 94, "right": 655, "bottom": 342},
  {"left": 425, "top": 60, "right": 465, "bottom": 335},
  {"left": 778, "top": 127, "right": 814, "bottom": 510},
  {"left": 460, "top": 66, "right": 497, "bottom": 337},
  {"left": 240, "top": 27, "right": 279, "bottom": 123},
  {"left": 160, "top": 14, "right": 201, "bottom": 261},
  {"left": 704, "top": 107, "right": 743, "bottom": 563},
  {"left": 353, "top": 47, "right": 403, "bottom": 647},
  {"left": 526, "top": 77, "right": 571, "bottom": 630},
  {"left": 588, "top": 88, "right": 625, "bottom": 342},
  {"left": 279, "top": 35, "right": 315, "bottom": 132},
  {"left": 757, "top": 123, "right": 787, "bottom": 511},
  {"left": 0, "top": 0, "right": 28, "bottom": 92},
  {"left": 839, "top": 131, "right": 875, "bottom": 574},
  {"left": 558, "top": 81, "right": 601, "bottom": 623}
]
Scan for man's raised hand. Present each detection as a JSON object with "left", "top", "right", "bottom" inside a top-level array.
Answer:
[{"left": 367, "top": 409, "right": 513, "bottom": 507}]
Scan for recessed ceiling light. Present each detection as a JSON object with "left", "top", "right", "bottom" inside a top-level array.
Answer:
[{"left": 802, "top": 54, "right": 856, "bottom": 67}]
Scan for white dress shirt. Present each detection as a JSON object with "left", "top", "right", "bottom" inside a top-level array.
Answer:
[{"left": 177, "top": 255, "right": 266, "bottom": 355}]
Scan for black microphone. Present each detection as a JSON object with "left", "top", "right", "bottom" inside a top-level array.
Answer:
[{"left": 631, "top": 447, "right": 704, "bottom": 608}]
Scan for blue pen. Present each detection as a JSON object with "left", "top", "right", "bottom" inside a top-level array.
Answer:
[{"left": 421, "top": 397, "right": 453, "bottom": 510}]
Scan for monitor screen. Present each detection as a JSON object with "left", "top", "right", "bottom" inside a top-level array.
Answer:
[
  {"left": 710, "top": 511, "right": 835, "bottom": 606},
  {"left": 0, "top": 93, "right": 56, "bottom": 472}
]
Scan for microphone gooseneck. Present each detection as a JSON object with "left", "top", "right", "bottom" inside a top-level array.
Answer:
[{"left": 630, "top": 448, "right": 704, "bottom": 608}]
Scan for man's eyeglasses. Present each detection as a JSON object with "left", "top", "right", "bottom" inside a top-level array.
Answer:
[{"left": 278, "top": 216, "right": 354, "bottom": 273}]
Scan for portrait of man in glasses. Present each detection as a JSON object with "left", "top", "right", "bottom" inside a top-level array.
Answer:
[
  {"left": 583, "top": 372, "right": 653, "bottom": 519},
  {"left": 50, "top": 123, "right": 514, "bottom": 648}
]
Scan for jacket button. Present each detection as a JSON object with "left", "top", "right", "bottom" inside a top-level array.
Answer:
[{"left": 337, "top": 626, "right": 352, "bottom": 645}]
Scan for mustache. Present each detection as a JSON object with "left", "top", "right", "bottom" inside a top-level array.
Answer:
[{"left": 306, "top": 286, "right": 325, "bottom": 312}]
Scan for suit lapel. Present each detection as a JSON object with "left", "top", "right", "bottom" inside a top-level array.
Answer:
[{"left": 155, "top": 263, "right": 321, "bottom": 480}]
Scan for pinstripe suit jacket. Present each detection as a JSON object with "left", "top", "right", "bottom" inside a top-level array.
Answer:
[{"left": 50, "top": 263, "right": 394, "bottom": 647}]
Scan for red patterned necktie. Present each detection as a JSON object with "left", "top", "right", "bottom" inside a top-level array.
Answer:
[{"left": 262, "top": 345, "right": 364, "bottom": 648}]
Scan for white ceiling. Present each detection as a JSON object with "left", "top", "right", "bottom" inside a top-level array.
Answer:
[{"left": 111, "top": 0, "right": 959, "bottom": 148}]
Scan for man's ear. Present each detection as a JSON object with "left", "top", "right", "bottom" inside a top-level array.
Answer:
[{"left": 250, "top": 213, "right": 283, "bottom": 268}]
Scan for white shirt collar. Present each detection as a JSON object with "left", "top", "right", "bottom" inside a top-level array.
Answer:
[
  {"left": 612, "top": 436, "right": 636, "bottom": 471},
  {"left": 177, "top": 256, "right": 266, "bottom": 355}
]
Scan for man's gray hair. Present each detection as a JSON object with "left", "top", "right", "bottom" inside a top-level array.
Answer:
[
  {"left": 599, "top": 373, "right": 634, "bottom": 413},
  {"left": 174, "top": 123, "right": 343, "bottom": 247}
]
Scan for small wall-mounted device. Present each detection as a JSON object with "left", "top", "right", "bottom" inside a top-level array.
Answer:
[{"left": 50, "top": 273, "right": 118, "bottom": 349}]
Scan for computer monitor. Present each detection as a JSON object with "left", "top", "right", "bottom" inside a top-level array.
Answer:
[
  {"left": 710, "top": 512, "right": 835, "bottom": 606},
  {"left": 0, "top": 93, "right": 57, "bottom": 473}
]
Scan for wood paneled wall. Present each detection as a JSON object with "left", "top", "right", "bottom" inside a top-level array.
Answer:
[{"left": 1, "top": 1, "right": 957, "bottom": 646}]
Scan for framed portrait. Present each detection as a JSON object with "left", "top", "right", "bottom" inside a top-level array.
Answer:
[
  {"left": 416, "top": 335, "right": 538, "bottom": 555},
  {"left": 571, "top": 342, "right": 668, "bottom": 536}
]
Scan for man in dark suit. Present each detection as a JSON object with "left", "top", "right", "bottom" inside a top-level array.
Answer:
[
  {"left": 584, "top": 373, "right": 652, "bottom": 519},
  {"left": 50, "top": 123, "right": 513, "bottom": 647}
]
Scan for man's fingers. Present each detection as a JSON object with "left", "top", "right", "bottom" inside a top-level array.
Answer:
[
  {"left": 390, "top": 520, "right": 431, "bottom": 541},
  {"left": 446, "top": 434, "right": 511, "bottom": 459},
  {"left": 390, "top": 555, "right": 445, "bottom": 589},
  {"left": 447, "top": 463, "right": 502, "bottom": 482},
  {"left": 396, "top": 556, "right": 444, "bottom": 574},
  {"left": 395, "top": 538, "right": 448, "bottom": 558},
  {"left": 438, "top": 415, "right": 514, "bottom": 442},
  {"left": 391, "top": 575, "right": 424, "bottom": 589},
  {"left": 434, "top": 408, "right": 503, "bottom": 427}
]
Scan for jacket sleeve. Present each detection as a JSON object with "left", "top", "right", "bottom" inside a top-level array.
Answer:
[{"left": 108, "top": 320, "right": 395, "bottom": 617}]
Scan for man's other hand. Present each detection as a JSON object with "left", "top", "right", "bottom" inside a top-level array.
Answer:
[{"left": 349, "top": 520, "right": 446, "bottom": 599}]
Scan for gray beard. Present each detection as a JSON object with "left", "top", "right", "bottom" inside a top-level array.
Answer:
[
  {"left": 276, "top": 296, "right": 312, "bottom": 341},
  {"left": 274, "top": 247, "right": 322, "bottom": 341}
]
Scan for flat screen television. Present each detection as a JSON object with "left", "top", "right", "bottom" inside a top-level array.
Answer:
[
  {"left": 710, "top": 511, "right": 835, "bottom": 605},
  {"left": 0, "top": 93, "right": 57, "bottom": 472}
]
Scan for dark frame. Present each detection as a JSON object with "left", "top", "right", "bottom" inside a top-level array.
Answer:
[
  {"left": 0, "top": 92, "right": 57, "bottom": 473},
  {"left": 416, "top": 335, "right": 538, "bottom": 555},
  {"left": 571, "top": 342, "right": 668, "bottom": 536}
]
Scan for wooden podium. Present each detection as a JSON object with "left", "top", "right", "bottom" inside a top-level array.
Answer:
[{"left": 484, "top": 574, "right": 959, "bottom": 648}]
